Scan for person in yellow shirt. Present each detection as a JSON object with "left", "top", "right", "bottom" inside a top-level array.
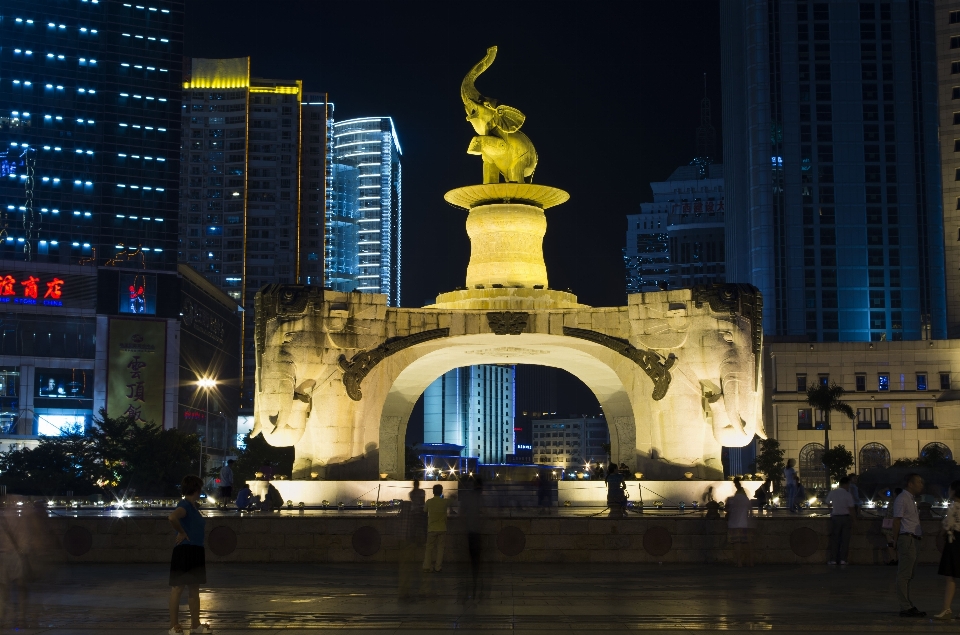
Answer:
[{"left": 423, "top": 484, "right": 453, "bottom": 572}]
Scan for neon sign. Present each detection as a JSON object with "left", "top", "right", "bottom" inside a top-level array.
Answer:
[{"left": 0, "top": 275, "right": 64, "bottom": 306}]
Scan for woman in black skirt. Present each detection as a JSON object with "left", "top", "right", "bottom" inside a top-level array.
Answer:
[
  {"left": 935, "top": 480, "right": 960, "bottom": 620},
  {"left": 167, "top": 475, "right": 210, "bottom": 634}
]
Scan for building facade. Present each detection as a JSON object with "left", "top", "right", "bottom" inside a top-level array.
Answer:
[
  {"left": 423, "top": 364, "right": 514, "bottom": 464},
  {"left": 532, "top": 417, "right": 608, "bottom": 469},
  {"left": 328, "top": 117, "right": 401, "bottom": 306},
  {"left": 936, "top": 2, "right": 960, "bottom": 337},
  {"left": 0, "top": 0, "right": 183, "bottom": 269},
  {"left": 625, "top": 163, "right": 725, "bottom": 293},
  {"left": 179, "top": 57, "right": 314, "bottom": 409},
  {"left": 766, "top": 339, "right": 960, "bottom": 490},
  {"left": 721, "top": 0, "right": 946, "bottom": 341}
]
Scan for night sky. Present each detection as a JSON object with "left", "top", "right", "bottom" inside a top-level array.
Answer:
[{"left": 184, "top": 1, "right": 722, "bottom": 309}]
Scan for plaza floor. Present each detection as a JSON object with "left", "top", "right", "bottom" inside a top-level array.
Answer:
[{"left": 7, "top": 560, "right": 960, "bottom": 634}]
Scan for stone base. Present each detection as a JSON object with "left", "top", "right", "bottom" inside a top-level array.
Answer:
[{"left": 428, "top": 287, "right": 586, "bottom": 310}]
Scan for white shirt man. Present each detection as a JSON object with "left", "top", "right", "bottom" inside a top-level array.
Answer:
[
  {"left": 892, "top": 474, "right": 926, "bottom": 617},
  {"left": 893, "top": 487, "right": 922, "bottom": 537},
  {"left": 826, "top": 485, "right": 856, "bottom": 517}
]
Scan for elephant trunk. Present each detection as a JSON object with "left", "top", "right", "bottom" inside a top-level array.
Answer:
[{"left": 461, "top": 46, "right": 498, "bottom": 109}]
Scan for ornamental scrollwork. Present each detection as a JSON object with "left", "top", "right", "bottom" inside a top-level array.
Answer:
[
  {"left": 339, "top": 328, "right": 450, "bottom": 401},
  {"left": 562, "top": 326, "right": 675, "bottom": 401},
  {"left": 487, "top": 311, "right": 529, "bottom": 335}
]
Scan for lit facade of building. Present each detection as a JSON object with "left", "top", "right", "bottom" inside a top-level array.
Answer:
[
  {"left": 936, "top": 2, "right": 960, "bottom": 337},
  {"left": 0, "top": 0, "right": 183, "bottom": 269},
  {"left": 179, "top": 57, "right": 315, "bottom": 409},
  {"left": 625, "top": 164, "right": 725, "bottom": 293},
  {"left": 329, "top": 117, "right": 401, "bottom": 306},
  {"left": 423, "top": 364, "right": 514, "bottom": 464},
  {"left": 532, "top": 417, "right": 608, "bottom": 469},
  {"left": 721, "top": 0, "right": 946, "bottom": 341},
  {"left": 299, "top": 93, "right": 332, "bottom": 286}
]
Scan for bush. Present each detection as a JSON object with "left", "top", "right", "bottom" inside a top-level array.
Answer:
[
  {"left": 755, "top": 438, "right": 785, "bottom": 490},
  {"left": 231, "top": 432, "right": 293, "bottom": 484},
  {"left": 821, "top": 445, "right": 854, "bottom": 483}
]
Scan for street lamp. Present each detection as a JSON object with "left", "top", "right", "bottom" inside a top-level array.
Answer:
[{"left": 197, "top": 378, "right": 217, "bottom": 478}]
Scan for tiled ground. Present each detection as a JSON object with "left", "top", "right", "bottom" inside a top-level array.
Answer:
[{"left": 8, "top": 561, "right": 956, "bottom": 634}]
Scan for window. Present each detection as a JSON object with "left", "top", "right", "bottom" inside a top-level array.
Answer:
[
  {"left": 818, "top": 374, "right": 829, "bottom": 387},
  {"left": 859, "top": 442, "right": 890, "bottom": 472},
  {"left": 954, "top": 112, "right": 960, "bottom": 125},
  {"left": 917, "top": 407, "right": 935, "bottom": 429},
  {"left": 953, "top": 36, "right": 960, "bottom": 49},
  {"left": 815, "top": 410, "right": 827, "bottom": 430},
  {"left": 798, "top": 408, "right": 813, "bottom": 429},
  {"left": 952, "top": 10, "right": 960, "bottom": 23},
  {"left": 799, "top": 443, "right": 828, "bottom": 491},
  {"left": 856, "top": 408, "right": 872, "bottom": 429},
  {"left": 922, "top": 442, "right": 952, "bottom": 461},
  {"left": 878, "top": 373, "right": 890, "bottom": 391},
  {"left": 875, "top": 407, "right": 891, "bottom": 429},
  {"left": 797, "top": 374, "right": 807, "bottom": 392},
  {"left": 855, "top": 375, "right": 866, "bottom": 392},
  {"left": 917, "top": 374, "right": 927, "bottom": 391},
  {"left": 952, "top": 62, "right": 960, "bottom": 75},
  {"left": 942, "top": 373, "right": 952, "bottom": 391}
]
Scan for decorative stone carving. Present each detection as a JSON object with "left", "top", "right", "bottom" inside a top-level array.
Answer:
[
  {"left": 487, "top": 311, "right": 529, "bottom": 335},
  {"left": 693, "top": 284, "right": 763, "bottom": 379},
  {"left": 563, "top": 327, "right": 675, "bottom": 401},
  {"left": 339, "top": 329, "right": 450, "bottom": 401}
]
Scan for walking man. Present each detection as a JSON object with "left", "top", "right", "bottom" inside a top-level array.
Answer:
[
  {"left": 423, "top": 484, "right": 453, "bottom": 573},
  {"left": 825, "top": 476, "right": 856, "bottom": 564},
  {"left": 892, "top": 473, "right": 926, "bottom": 617}
]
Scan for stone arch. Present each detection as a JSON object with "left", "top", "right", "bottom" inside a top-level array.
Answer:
[{"left": 371, "top": 333, "right": 639, "bottom": 478}]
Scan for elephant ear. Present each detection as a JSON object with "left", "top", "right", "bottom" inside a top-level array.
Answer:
[{"left": 494, "top": 105, "right": 525, "bottom": 133}]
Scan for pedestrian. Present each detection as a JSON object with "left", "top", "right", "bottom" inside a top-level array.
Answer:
[
  {"left": 605, "top": 462, "right": 627, "bottom": 518},
  {"left": 935, "top": 480, "right": 960, "bottom": 620},
  {"left": 461, "top": 477, "right": 485, "bottom": 598},
  {"left": 167, "top": 475, "right": 212, "bottom": 635},
  {"left": 795, "top": 477, "right": 807, "bottom": 509},
  {"left": 234, "top": 482, "right": 260, "bottom": 511},
  {"left": 881, "top": 488, "right": 902, "bottom": 565},
  {"left": 825, "top": 476, "right": 856, "bottom": 565},
  {"left": 754, "top": 479, "right": 771, "bottom": 514},
  {"left": 784, "top": 459, "right": 798, "bottom": 512},
  {"left": 725, "top": 477, "right": 753, "bottom": 567},
  {"left": 848, "top": 474, "right": 862, "bottom": 517},
  {"left": 891, "top": 473, "right": 926, "bottom": 618},
  {"left": 218, "top": 460, "right": 234, "bottom": 507},
  {"left": 423, "top": 484, "right": 453, "bottom": 573}
]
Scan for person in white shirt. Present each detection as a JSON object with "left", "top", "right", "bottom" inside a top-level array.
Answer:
[
  {"left": 825, "top": 476, "right": 856, "bottom": 564},
  {"left": 935, "top": 480, "right": 960, "bottom": 620},
  {"left": 725, "top": 478, "right": 753, "bottom": 567},
  {"left": 892, "top": 473, "right": 926, "bottom": 618},
  {"left": 783, "top": 459, "right": 798, "bottom": 513},
  {"left": 219, "top": 460, "right": 234, "bottom": 506}
]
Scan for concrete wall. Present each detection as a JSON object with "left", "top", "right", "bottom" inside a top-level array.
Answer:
[{"left": 46, "top": 514, "right": 943, "bottom": 566}]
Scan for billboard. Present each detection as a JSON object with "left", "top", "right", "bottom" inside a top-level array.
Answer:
[{"left": 107, "top": 318, "right": 166, "bottom": 426}]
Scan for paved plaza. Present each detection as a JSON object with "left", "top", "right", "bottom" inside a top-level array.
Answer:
[{"left": 9, "top": 561, "right": 960, "bottom": 634}]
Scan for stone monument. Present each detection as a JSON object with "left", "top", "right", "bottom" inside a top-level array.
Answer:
[{"left": 252, "top": 47, "right": 764, "bottom": 480}]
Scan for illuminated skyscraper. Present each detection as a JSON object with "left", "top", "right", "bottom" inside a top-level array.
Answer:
[
  {"left": 423, "top": 365, "right": 514, "bottom": 464},
  {"left": 329, "top": 117, "right": 401, "bottom": 306},
  {"left": 179, "top": 57, "right": 328, "bottom": 408},
  {"left": 0, "top": 0, "right": 183, "bottom": 267}
]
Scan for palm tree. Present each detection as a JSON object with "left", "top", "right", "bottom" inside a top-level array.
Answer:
[{"left": 806, "top": 382, "right": 854, "bottom": 450}]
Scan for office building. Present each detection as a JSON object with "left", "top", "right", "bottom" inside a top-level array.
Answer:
[
  {"left": 0, "top": 0, "right": 183, "bottom": 269},
  {"left": 721, "top": 0, "right": 946, "bottom": 341},
  {"left": 299, "top": 93, "right": 332, "bottom": 286},
  {"left": 179, "top": 57, "right": 317, "bottom": 409},
  {"left": 329, "top": 117, "right": 401, "bottom": 306},
  {"left": 936, "top": 2, "right": 960, "bottom": 337},
  {"left": 625, "top": 163, "right": 726, "bottom": 293},
  {"left": 423, "top": 364, "right": 514, "bottom": 464},
  {"left": 532, "top": 417, "right": 608, "bottom": 469},
  {"left": 0, "top": 263, "right": 240, "bottom": 458}
]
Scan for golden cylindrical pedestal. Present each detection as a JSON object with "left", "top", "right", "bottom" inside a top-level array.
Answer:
[{"left": 465, "top": 203, "right": 547, "bottom": 288}]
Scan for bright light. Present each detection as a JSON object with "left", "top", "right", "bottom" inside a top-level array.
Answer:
[{"left": 198, "top": 378, "right": 217, "bottom": 389}]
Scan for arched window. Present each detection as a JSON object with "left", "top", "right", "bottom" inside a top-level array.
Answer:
[
  {"left": 799, "top": 442, "right": 828, "bottom": 491},
  {"left": 921, "top": 442, "right": 953, "bottom": 461},
  {"left": 859, "top": 442, "right": 890, "bottom": 473}
]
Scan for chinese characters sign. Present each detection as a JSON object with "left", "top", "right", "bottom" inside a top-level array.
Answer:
[
  {"left": 0, "top": 274, "right": 65, "bottom": 306},
  {"left": 107, "top": 318, "right": 166, "bottom": 426}
]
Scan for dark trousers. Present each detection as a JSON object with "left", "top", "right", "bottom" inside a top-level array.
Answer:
[
  {"left": 468, "top": 531, "right": 482, "bottom": 595},
  {"left": 829, "top": 515, "right": 851, "bottom": 562}
]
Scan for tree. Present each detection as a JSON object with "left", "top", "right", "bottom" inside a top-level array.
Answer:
[
  {"left": 232, "top": 432, "right": 294, "bottom": 484},
  {"left": 755, "top": 437, "right": 786, "bottom": 490},
  {"left": 821, "top": 445, "right": 854, "bottom": 483},
  {"left": 806, "top": 382, "right": 854, "bottom": 449},
  {"left": 404, "top": 445, "right": 425, "bottom": 479},
  {"left": 0, "top": 425, "right": 108, "bottom": 496}
]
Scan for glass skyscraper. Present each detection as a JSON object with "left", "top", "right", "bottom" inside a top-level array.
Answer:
[
  {"left": 721, "top": 0, "right": 946, "bottom": 341},
  {"left": 329, "top": 117, "right": 401, "bottom": 306},
  {"left": 0, "top": 0, "right": 183, "bottom": 268}
]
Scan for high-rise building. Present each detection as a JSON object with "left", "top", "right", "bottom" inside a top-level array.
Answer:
[
  {"left": 299, "top": 93, "right": 332, "bottom": 287},
  {"left": 179, "top": 57, "right": 323, "bottom": 409},
  {"left": 329, "top": 117, "right": 401, "bottom": 306},
  {"left": 531, "top": 417, "right": 608, "bottom": 469},
  {"left": 423, "top": 365, "right": 514, "bottom": 464},
  {"left": 936, "top": 2, "right": 960, "bottom": 337},
  {"left": 721, "top": 0, "right": 946, "bottom": 341},
  {"left": 0, "top": 0, "right": 184, "bottom": 268},
  {"left": 625, "top": 164, "right": 726, "bottom": 293}
]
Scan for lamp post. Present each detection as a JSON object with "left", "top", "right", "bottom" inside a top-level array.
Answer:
[{"left": 198, "top": 378, "right": 217, "bottom": 477}]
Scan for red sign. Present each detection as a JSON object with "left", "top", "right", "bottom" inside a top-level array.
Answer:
[{"left": 0, "top": 275, "right": 65, "bottom": 306}]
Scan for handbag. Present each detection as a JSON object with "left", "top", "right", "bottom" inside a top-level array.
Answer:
[{"left": 881, "top": 517, "right": 894, "bottom": 529}]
